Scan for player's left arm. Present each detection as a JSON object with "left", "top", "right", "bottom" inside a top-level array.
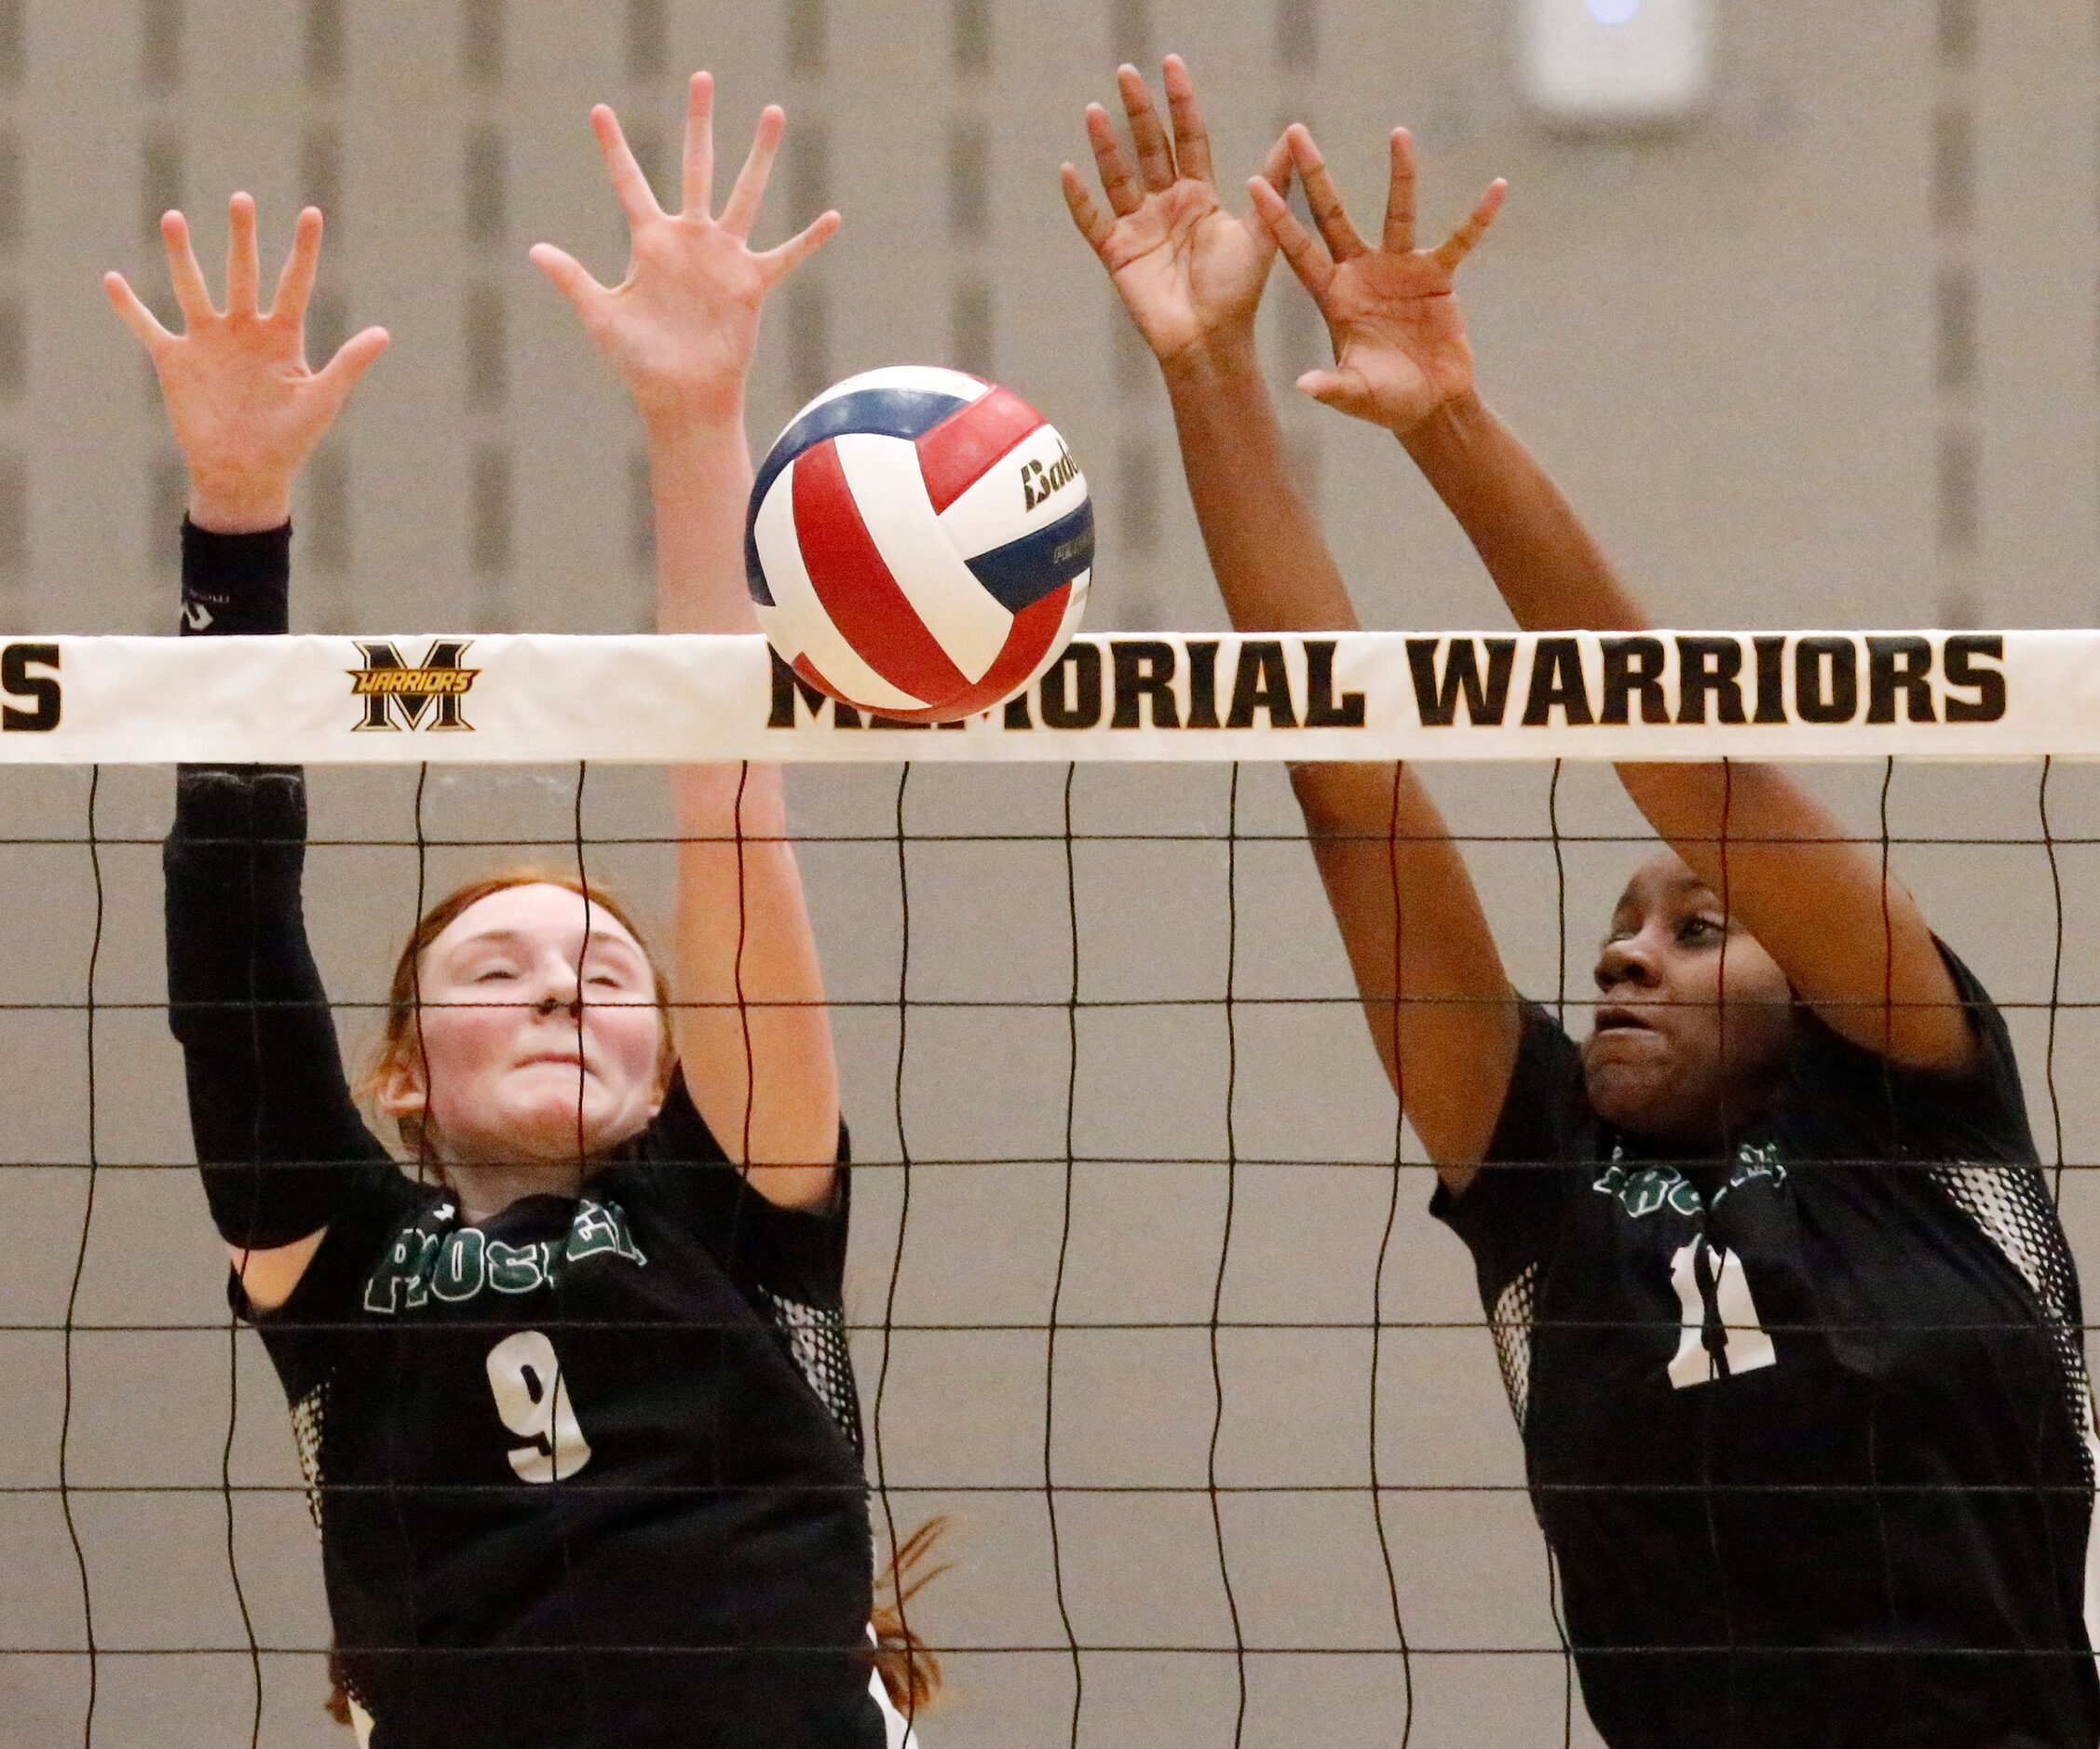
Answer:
[
  {"left": 532, "top": 74, "right": 846, "bottom": 1203},
  {"left": 1251, "top": 128, "right": 1973, "bottom": 1076}
]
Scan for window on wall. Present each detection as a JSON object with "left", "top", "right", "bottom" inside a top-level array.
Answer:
[
  {"left": 630, "top": 449, "right": 653, "bottom": 572},
  {"left": 464, "top": 126, "right": 505, "bottom": 248},
  {"left": 305, "top": 0, "right": 343, "bottom": 88},
  {"left": 952, "top": 278, "right": 992, "bottom": 377},
  {"left": 1276, "top": 0, "right": 1317, "bottom": 70},
  {"left": 1937, "top": 427, "right": 1978, "bottom": 557},
  {"left": 141, "top": 0, "right": 182, "bottom": 91},
  {"left": 0, "top": 453, "right": 25, "bottom": 579},
  {"left": 0, "top": 295, "right": 23, "bottom": 402},
  {"left": 1277, "top": 275, "right": 1327, "bottom": 380},
  {"left": 307, "top": 290, "right": 345, "bottom": 367},
  {"left": 624, "top": 118, "right": 667, "bottom": 210},
  {"left": 307, "top": 446, "right": 349, "bottom": 577},
  {"left": 1111, "top": 300, "right": 1149, "bottom": 393},
  {"left": 465, "top": 282, "right": 507, "bottom": 413},
  {"left": 1111, "top": 0, "right": 1152, "bottom": 74},
  {"left": 462, "top": 0, "right": 503, "bottom": 88},
  {"left": 303, "top": 125, "right": 342, "bottom": 236},
  {"left": 140, "top": 131, "right": 180, "bottom": 245},
  {"left": 472, "top": 444, "right": 513, "bottom": 577},
  {"left": 1119, "top": 436, "right": 1159, "bottom": 554},
  {"left": 787, "top": 280, "right": 831, "bottom": 406},
  {"left": 627, "top": 0, "right": 668, "bottom": 81},
  {"left": 0, "top": 129, "right": 20, "bottom": 252},
  {"left": 786, "top": 0, "right": 826, "bottom": 75},
  {"left": 1937, "top": 0, "right": 1976, "bottom": 67},
  {"left": 0, "top": 0, "right": 24, "bottom": 88},
  {"left": 948, "top": 116, "right": 988, "bottom": 242},
  {"left": 1935, "top": 264, "right": 1975, "bottom": 395},
  {"left": 152, "top": 454, "right": 184, "bottom": 568},
  {"left": 951, "top": 0, "right": 990, "bottom": 75},
  {"left": 1288, "top": 429, "right": 1321, "bottom": 512},
  {"left": 786, "top": 119, "right": 831, "bottom": 229},
  {"left": 1931, "top": 107, "right": 1973, "bottom": 233}
]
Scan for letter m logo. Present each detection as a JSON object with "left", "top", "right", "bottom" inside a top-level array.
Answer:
[{"left": 348, "top": 640, "right": 480, "bottom": 732}]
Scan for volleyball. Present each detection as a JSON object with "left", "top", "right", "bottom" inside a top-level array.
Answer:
[{"left": 745, "top": 365, "right": 1093, "bottom": 722}]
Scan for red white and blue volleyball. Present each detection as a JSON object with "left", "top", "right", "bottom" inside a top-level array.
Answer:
[{"left": 746, "top": 366, "right": 1092, "bottom": 723}]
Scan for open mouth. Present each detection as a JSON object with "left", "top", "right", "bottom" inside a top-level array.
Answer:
[{"left": 1592, "top": 1007, "right": 1653, "bottom": 1035}]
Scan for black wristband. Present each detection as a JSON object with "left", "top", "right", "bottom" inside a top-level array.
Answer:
[{"left": 180, "top": 519, "right": 291, "bottom": 637}]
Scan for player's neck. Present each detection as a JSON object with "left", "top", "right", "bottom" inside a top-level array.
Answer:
[{"left": 440, "top": 1157, "right": 589, "bottom": 1227}]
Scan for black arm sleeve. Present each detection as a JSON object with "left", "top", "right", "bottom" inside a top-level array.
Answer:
[{"left": 165, "top": 523, "right": 389, "bottom": 1250}]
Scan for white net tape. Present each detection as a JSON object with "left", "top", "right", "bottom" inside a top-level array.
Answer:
[{"left": 0, "top": 628, "right": 2065, "bottom": 763}]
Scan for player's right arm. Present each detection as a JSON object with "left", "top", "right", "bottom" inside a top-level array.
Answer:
[
  {"left": 1063, "top": 59, "right": 1519, "bottom": 1183},
  {"left": 108, "top": 195, "right": 390, "bottom": 1310},
  {"left": 1251, "top": 129, "right": 1975, "bottom": 1079}
]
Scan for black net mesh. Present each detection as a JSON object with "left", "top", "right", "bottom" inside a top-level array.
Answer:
[{"left": 4, "top": 752, "right": 2098, "bottom": 1747}]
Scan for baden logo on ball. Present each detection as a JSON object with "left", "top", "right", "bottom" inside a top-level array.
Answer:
[{"left": 745, "top": 365, "right": 1093, "bottom": 724}]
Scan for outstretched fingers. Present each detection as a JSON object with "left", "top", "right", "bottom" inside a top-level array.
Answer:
[
  {"left": 1296, "top": 363, "right": 1374, "bottom": 418},
  {"left": 269, "top": 207, "right": 325, "bottom": 328},
  {"left": 1060, "top": 162, "right": 1115, "bottom": 254},
  {"left": 1431, "top": 177, "right": 1507, "bottom": 274},
  {"left": 529, "top": 242, "right": 609, "bottom": 323},
  {"left": 1116, "top": 63, "right": 1175, "bottom": 192},
  {"left": 680, "top": 71, "right": 716, "bottom": 218},
  {"left": 592, "top": 103, "right": 665, "bottom": 229},
  {"left": 1159, "top": 54, "right": 1213, "bottom": 186},
  {"left": 1286, "top": 123, "right": 1365, "bottom": 262},
  {"left": 224, "top": 193, "right": 262, "bottom": 318},
  {"left": 719, "top": 104, "right": 784, "bottom": 239},
  {"left": 758, "top": 207, "right": 841, "bottom": 284},
  {"left": 1382, "top": 129, "right": 1417, "bottom": 255},
  {"left": 159, "top": 210, "right": 215, "bottom": 327},
  {"left": 312, "top": 324, "right": 389, "bottom": 402},
  {"left": 1245, "top": 132, "right": 1294, "bottom": 250},
  {"left": 1083, "top": 102, "right": 1145, "bottom": 218},
  {"left": 1247, "top": 171, "right": 1333, "bottom": 300},
  {"left": 102, "top": 272, "right": 171, "bottom": 353}
]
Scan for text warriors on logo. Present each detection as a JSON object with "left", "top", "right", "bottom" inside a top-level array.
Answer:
[{"left": 349, "top": 640, "right": 481, "bottom": 732}]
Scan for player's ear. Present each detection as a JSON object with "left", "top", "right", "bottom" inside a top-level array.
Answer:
[
  {"left": 373, "top": 1053, "right": 427, "bottom": 1125},
  {"left": 648, "top": 1049, "right": 678, "bottom": 1118}
]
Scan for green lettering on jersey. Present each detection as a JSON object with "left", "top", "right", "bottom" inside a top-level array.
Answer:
[
  {"left": 566, "top": 1197, "right": 646, "bottom": 1268},
  {"left": 362, "top": 1225, "right": 445, "bottom": 1314},
  {"left": 429, "top": 1228, "right": 487, "bottom": 1303},
  {"left": 1592, "top": 1164, "right": 1702, "bottom": 1220},
  {"left": 486, "top": 1239, "right": 546, "bottom": 1295},
  {"left": 361, "top": 1198, "right": 644, "bottom": 1316}
]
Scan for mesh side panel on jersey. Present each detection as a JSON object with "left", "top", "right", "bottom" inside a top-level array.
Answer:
[
  {"left": 1490, "top": 1262, "right": 1541, "bottom": 1430},
  {"left": 1931, "top": 1162, "right": 2098, "bottom": 1480},
  {"left": 290, "top": 1380, "right": 331, "bottom": 1536},
  {"left": 761, "top": 1287, "right": 867, "bottom": 1460}
]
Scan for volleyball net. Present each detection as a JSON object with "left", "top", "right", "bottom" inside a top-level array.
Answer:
[{"left": 5, "top": 627, "right": 2098, "bottom": 1749}]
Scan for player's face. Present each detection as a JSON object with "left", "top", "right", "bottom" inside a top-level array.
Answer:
[
  {"left": 1580, "top": 851, "right": 1794, "bottom": 1151},
  {"left": 392, "top": 883, "right": 668, "bottom": 1167}
]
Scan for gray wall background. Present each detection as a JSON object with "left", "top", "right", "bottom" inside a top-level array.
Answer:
[{"left": 3, "top": 0, "right": 2100, "bottom": 1744}]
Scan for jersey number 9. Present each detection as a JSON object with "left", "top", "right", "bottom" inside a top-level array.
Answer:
[{"left": 485, "top": 1329, "right": 593, "bottom": 1483}]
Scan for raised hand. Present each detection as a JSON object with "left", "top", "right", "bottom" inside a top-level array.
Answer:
[
  {"left": 104, "top": 195, "right": 388, "bottom": 532},
  {"left": 531, "top": 72, "right": 838, "bottom": 433},
  {"left": 1062, "top": 56, "right": 1290, "bottom": 373},
  {"left": 1249, "top": 125, "right": 1505, "bottom": 435}
]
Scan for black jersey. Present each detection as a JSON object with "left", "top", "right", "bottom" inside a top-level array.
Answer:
[
  {"left": 1435, "top": 949, "right": 2100, "bottom": 1749},
  {"left": 166, "top": 761, "right": 884, "bottom": 1749}
]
